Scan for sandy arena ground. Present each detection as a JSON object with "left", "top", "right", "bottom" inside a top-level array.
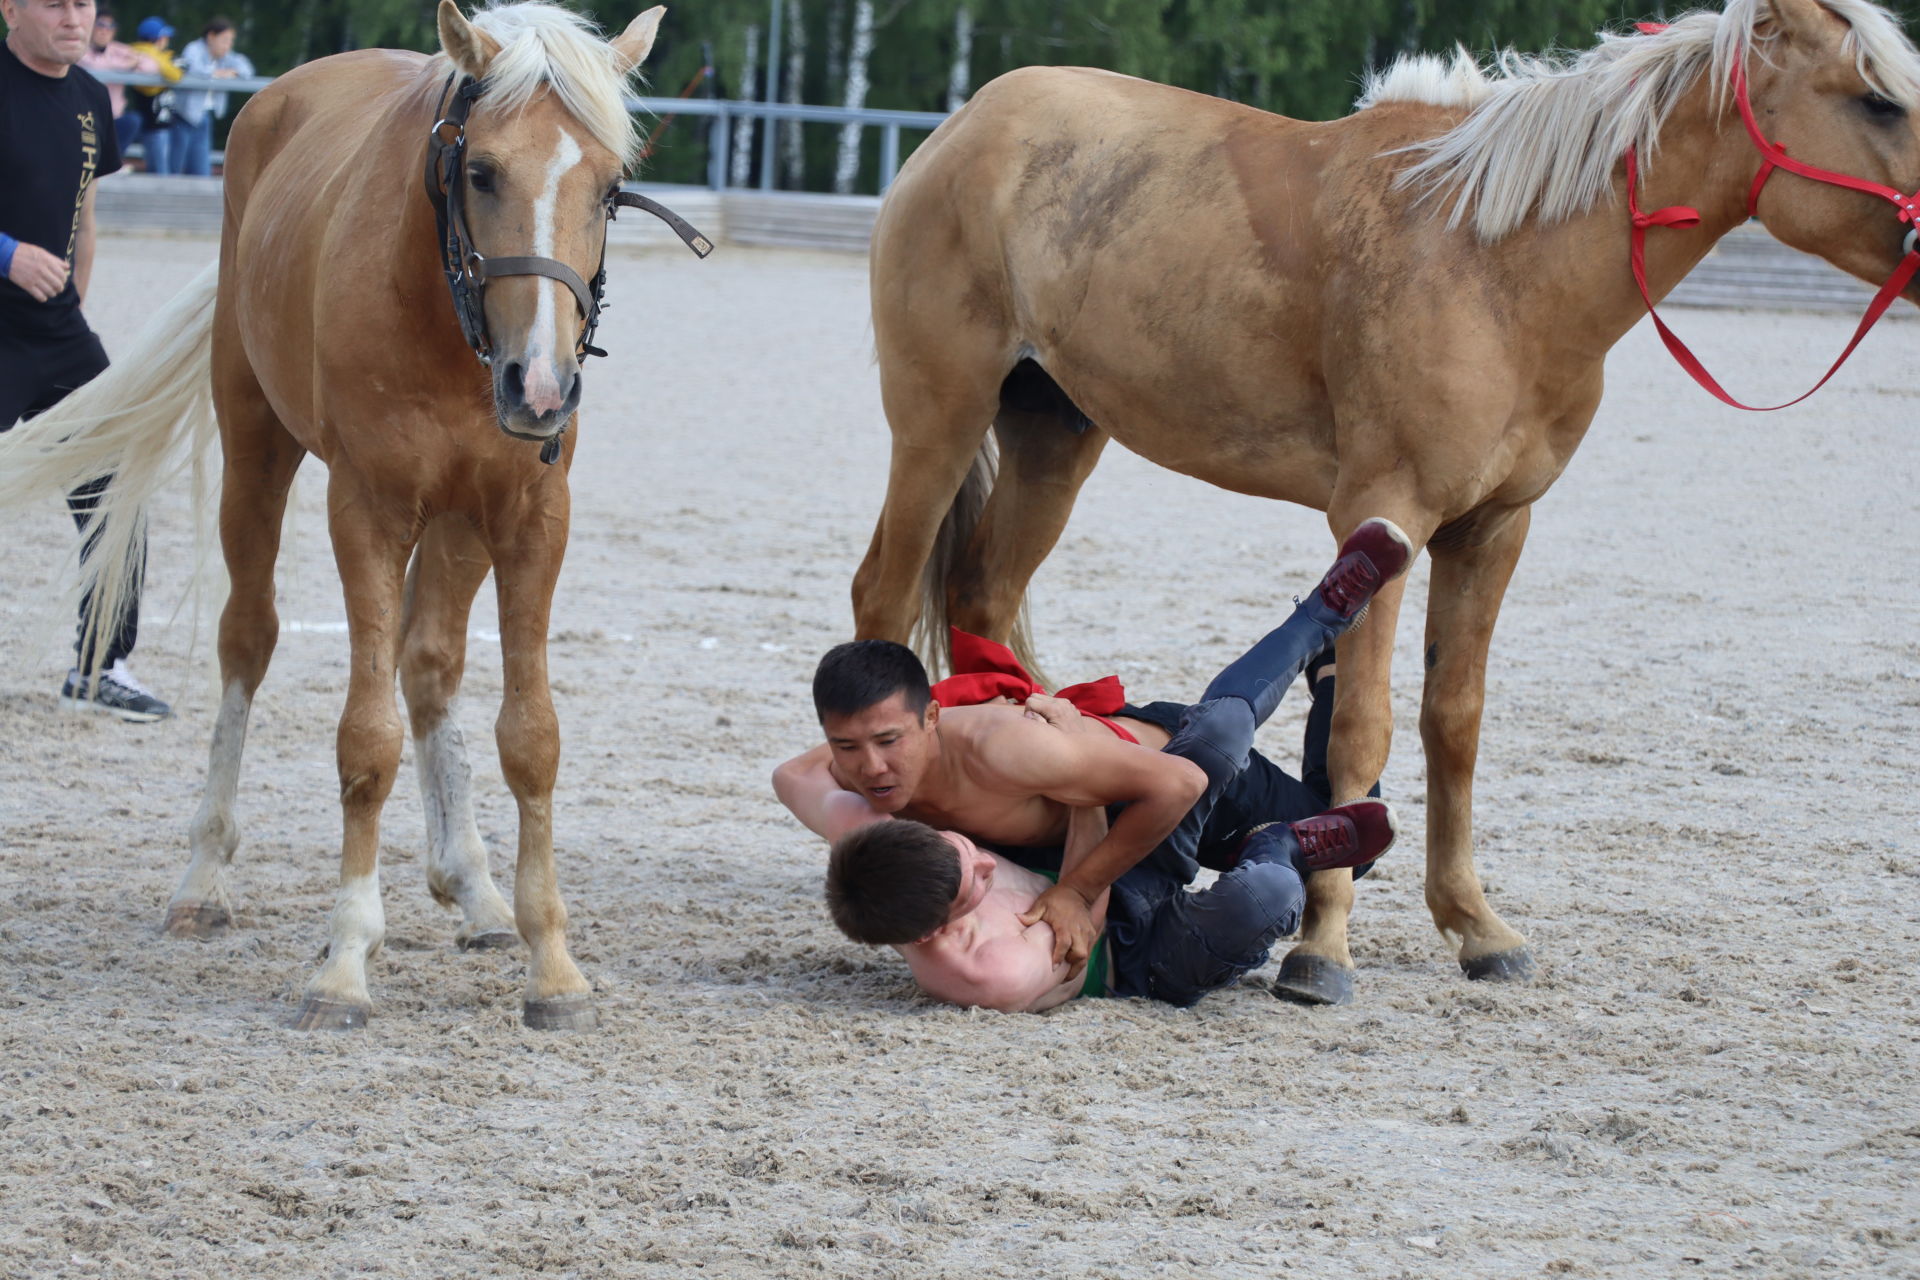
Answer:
[{"left": 0, "top": 232, "right": 1916, "bottom": 1279}]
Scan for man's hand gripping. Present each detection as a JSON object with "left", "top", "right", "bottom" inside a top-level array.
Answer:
[{"left": 1019, "top": 882, "right": 1100, "bottom": 968}]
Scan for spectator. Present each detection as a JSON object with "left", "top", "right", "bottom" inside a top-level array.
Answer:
[
  {"left": 124, "top": 14, "right": 180, "bottom": 173},
  {"left": 78, "top": 6, "right": 156, "bottom": 155},
  {"left": 1, "top": 0, "right": 173, "bottom": 720},
  {"left": 174, "top": 16, "right": 248, "bottom": 176}
]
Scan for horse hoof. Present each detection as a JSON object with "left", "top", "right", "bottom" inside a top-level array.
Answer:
[
  {"left": 1462, "top": 946, "right": 1536, "bottom": 983},
  {"left": 522, "top": 994, "right": 597, "bottom": 1032},
  {"left": 1271, "top": 953, "right": 1355, "bottom": 1006},
  {"left": 163, "top": 903, "right": 230, "bottom": 940},
  {"left": 286, "top": 997, "right": 369, "bottom": 1031},
  {"left": 458, "top": 928, "right": 520, "bottom": 952}
]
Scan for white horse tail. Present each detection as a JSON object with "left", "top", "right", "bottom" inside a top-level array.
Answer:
[{"left": 0, "top": 261, "right": 219, "bottom": 680}]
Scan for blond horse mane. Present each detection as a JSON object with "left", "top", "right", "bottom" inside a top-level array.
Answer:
[
  {"left": 1359, "top": 0, "right": 1920, "bottom": 242},
  {"left": 435, "top": 1, "right": 644, "bottom": 168}
]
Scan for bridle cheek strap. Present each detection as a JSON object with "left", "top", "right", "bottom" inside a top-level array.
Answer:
[{"left": 1624, "top": 45, "right": 1920, "bottom": 411}]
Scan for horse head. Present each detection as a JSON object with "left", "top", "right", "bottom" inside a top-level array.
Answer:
[
  {"left": 435, "top": 0, "right": 664, "bottom": 442},
  {"left": 1739, "top": 0, "right": 1920, "bottom": 301}
]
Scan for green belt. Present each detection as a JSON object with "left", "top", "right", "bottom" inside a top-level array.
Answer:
[
  {"left": 1080, "top": 933, "right": 1110, "bottom": 999},
  {"left": 1035, "top": 868, "right": 1111, "bottom": 999}
]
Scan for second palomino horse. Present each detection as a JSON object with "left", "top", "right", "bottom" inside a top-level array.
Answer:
[{"left": 855, "top": 0, "right": 1920, "bottom": 1002}]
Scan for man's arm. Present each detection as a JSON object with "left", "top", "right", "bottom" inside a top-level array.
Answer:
[
  {"left": 771, "top": 744, "right": 887, "bottom": 842},
  {"left": 74, "top": 184, "right": 97, "bottom": 304},
  {"left": 974, "top": 720, "right": 1205, "bottom": 965}
]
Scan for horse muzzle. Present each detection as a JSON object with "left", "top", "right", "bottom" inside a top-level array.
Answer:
[{"left": 493, "top": 356, "right": 582, "bottom": 441}]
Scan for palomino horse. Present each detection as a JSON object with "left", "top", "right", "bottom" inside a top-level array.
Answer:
[
  {"left": 856, "top": 0, "right": 1920, "bottom": 1003},
  {"left": 0, "top": 1, "right": 691, "bottom": 1029}
]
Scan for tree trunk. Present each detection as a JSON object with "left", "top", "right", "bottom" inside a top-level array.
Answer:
[
  {"left": 946, "top": 5, "right": 972, "bottom": 112},
  {"left": 833, "top": 0, "right": 874, "bottom": 194},
  {"left": 826, "top": 0, "right": 845, "bottom": 86},
  {"left": 782, "top": 0, "right": 807, "bottom": 188},
  {"left": 731, "top": 24, "right": 760, "bottom": 189}
]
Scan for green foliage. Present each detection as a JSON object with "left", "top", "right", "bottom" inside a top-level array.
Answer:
[{"left": 135, "top": 0, "right": 1920, "bottom": 189}]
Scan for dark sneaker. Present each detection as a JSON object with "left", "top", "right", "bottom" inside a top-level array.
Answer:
[
  {"left": 60, "top": 660, "right": 173, "bottom": 723},
  {"left": 1315, "top": 518, "right": 1414, "bottom": 621},
  {"left": 1237, "top": 799, "right": 1399, "bottom": 873}
]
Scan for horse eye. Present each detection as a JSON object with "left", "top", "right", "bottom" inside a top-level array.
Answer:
[
  {"left": 1861, "top": 92, "right": 1907, "bottom": 119},
  {"left": 467, "top": 165, "right": 496, "bottom": 194}
]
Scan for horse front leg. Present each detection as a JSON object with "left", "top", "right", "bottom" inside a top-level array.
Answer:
[
  {"left": 1272, "top": 570, "right": 1411, "bottom": 1006},
  {"left": 489, "top": 502, "right": 593, "bottom": 1031},
  {"left": 289, "top": 485, "right": 411, "bottom": 1031},
  {"left": 1420, "top": 506, "right": 1534, "bottom": 980},
  {"left": 400, "top": 514, "right": 517, "bottom": 952}
]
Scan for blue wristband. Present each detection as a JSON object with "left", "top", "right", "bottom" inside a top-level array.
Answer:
[{"left": 0, "top": 232, "right": 16, "bottom": 278}]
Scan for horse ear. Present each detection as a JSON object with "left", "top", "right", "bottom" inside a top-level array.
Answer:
[
  {"left": 611, "top": 5, "right": 666, "bottom": 74},
  {"left": 1755, "top": 0, "right": 1844, "bottom": 47},
  {"left": 437, "top": 0, "right": 503, "bottom": 79}
]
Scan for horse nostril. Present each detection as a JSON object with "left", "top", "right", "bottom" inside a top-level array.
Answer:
[{"left": 500, "top": 361, "right": 526, "bottom": 406}]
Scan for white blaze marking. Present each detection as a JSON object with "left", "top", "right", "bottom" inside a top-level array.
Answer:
[{"left": 522, "top": 128, "right": 583, "bottom": 416}]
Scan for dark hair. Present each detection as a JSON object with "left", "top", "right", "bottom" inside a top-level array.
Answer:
[
  {"left": 812, "top": 640, "right": 930, "bottom": 724},
  {"left": 204, "top": 15, "right": 233, "bottom": 36},
  {"left": 825, "top": 819, "right": 961, "bottom": 944}
]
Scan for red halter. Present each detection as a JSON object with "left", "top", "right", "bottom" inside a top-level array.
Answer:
[{"left": 1624, "top": 29, "right": 1920, "bottom": 410}]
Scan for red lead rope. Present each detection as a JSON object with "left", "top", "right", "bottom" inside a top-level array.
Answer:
[{"left": 1624, "top": 36, "right": 1920, "bottom": 411}]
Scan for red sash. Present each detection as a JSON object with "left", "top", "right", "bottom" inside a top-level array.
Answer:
[{"left": 929, "top": 628, "right": 1139, "bottom": 744}]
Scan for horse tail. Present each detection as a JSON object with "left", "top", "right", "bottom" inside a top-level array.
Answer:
[
  {"left": 0, "top": 262, "right": 220, "bottom": 679},
  {"left": 909, "top": 436, "right": 1042, "bottom": 682}
]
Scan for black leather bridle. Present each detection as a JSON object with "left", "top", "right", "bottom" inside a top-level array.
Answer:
[{"left": 423, "top": 73, "right": 713, "bottom": 460}]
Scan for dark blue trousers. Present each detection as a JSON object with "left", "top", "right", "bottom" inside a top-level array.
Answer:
[{"left": 1107, "top": 592, "right": 1353, "bottom": 1006}]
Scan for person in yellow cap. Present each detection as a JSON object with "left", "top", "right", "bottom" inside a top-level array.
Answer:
[{"left": 124, "top": 14, "right": 181, "bottom": 172}]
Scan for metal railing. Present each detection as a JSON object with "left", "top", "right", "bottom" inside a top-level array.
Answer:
[{"left": 91, "top": 68, "right": 948, "bottom": 192}]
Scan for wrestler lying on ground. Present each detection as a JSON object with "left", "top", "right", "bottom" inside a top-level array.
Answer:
[{"left": 772, "top": 520, "right": 1412, "bottom": 1010}]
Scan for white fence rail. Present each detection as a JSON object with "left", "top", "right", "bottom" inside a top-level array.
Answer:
[
  {"left": 89, "top": 69, "right": 946, "bottom": 193},
  {"left": 92, "top": 173, "right": 1909, "bottom": 316}
]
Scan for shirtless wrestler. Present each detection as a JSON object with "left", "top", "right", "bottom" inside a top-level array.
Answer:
[{"left": 772, "top": 519, "right": 1412, "bottom": 1010}]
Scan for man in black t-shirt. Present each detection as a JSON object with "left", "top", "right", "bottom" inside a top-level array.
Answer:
[{"left": 0, "top": 0, "right": 171, "bottom": 721}]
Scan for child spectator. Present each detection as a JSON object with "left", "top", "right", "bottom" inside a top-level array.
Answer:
[{"left": 124, "top": 14, "right": 181, "bottom": 173}]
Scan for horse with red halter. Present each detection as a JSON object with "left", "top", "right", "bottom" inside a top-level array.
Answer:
[
  {"left": 0, "top": 0, "right": 708, "bottom": 1030},
  {"left": 856, "top": 0, "right": 1920, "bottom": 1004}
]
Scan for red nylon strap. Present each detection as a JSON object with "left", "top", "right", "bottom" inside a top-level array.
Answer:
[
  {"left": 1746, "top": 148, "right": 1779, "bottom": 219},
  {"left": 1621, "top": 41, "right": 1920, "bottom": 411},
  {"left": 1730, "top": 60, "right": 1920, "bottom": 226}
]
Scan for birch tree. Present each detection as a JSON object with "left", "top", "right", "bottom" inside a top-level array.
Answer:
[
  {"left": 946, "top": 4, "right": 972, "bottom": 111},
  {"left": 730, "top": 23, "right": 760, "bottom": 188},
  {"left": 782, "top": 0, "right": 808, "bottom": 187},
  {"left": 832, "top": 0, "right": 874, "bottom": 193}
]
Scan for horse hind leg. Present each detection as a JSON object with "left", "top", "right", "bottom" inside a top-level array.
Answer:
[
  {"left": 850, "top": 280, "right": 1009, "bottom": 650},
  {"left": 401, "top": 514, "right": 517, "bottom": 951},
  {"left": 946, "top": 368, "right": 1109, "bottom": 660},
  {"left": 167, "top": 344, "right": 306, "bottom": 940}
]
